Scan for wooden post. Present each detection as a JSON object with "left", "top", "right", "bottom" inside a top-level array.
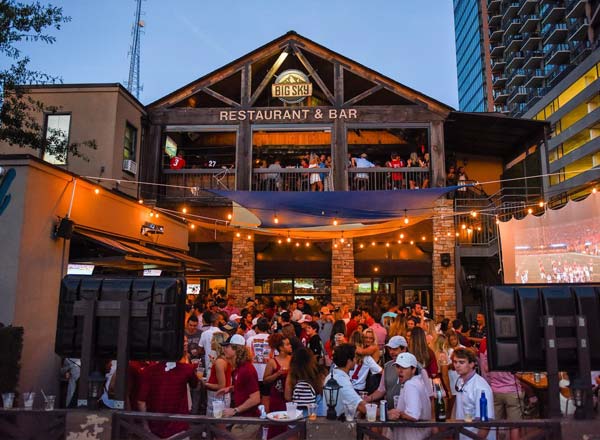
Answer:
[
  {"left": 113, "top": 298, "right": 131, "bottom": 410},
  {"left": 430, "top": 120, "right": 446, "bottom": 188},
  {"left": 575, "top": 315, "right": 594, "bottom": 419}
]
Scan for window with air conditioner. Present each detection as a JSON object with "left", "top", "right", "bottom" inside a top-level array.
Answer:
[
  {"left": 43, "top": 114, "right": 71, "bottom": 165},
  {"left": 123, "top": 122, "right": 137, "bottom": 174}
]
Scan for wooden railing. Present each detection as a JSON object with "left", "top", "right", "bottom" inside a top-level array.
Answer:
[{"left": 163, "top": 168, "right": 236, "bottom": 198}]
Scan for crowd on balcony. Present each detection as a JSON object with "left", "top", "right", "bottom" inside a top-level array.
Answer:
[{"left": 53, "top": 289, "right": 600, "bottom": 439}]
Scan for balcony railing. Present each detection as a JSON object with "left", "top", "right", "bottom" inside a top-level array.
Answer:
[
  {"left": 568, "top": 17, "right": 589, "bottom": 41},
  {"left": 504, "top": 18, "right": 523, "bottom": 35},
  {"left": 508, "top": 86, "right": 528, "bottom": 104},
  {"left": 163, "top": 168, "right": 236, "bottom": 198},
  {"left": 545, "top": 42, "right": 571, "bottom": 65},
  {"left": 518, "top": 0, "right": 538, "bottom": 15},
  {"left": 523, "top": 50, "right": 544, "bottom": 69},
  {"left": 347, "top": 167, "right": 430, "bottom": 190},
  {"left": 252, "top": 167, "right": 332, "bottom": 191},
  {"left": 542, "top": 22, "right": 568, "bottom": 44},
  {"left": 541, "top": 2, "right": 566, "bottom": 24},
  {"left": 522, "top": 32, "right": 542, "bottom": 51},
  {"left": 520, "top": 14, "right": 541, "bottom": 33},
  {"left": 566, "top": 0, "right": 586, "bottom": 19}
]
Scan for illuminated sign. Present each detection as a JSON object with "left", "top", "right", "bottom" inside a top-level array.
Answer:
[{"left": 272, "top": 69, "right": 312, "bottom": 104}]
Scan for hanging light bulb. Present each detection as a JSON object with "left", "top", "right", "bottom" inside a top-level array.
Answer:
[
  {"left": 333, "top": 243, "right": 338, "bottom": 248},
  {"left": 373, "top": 266, "right": 379, "bottom": 272},
  {"left": 421, "top": 236, "right": 426, "bottom": 241},
  {"left": 227, "top": 213, "right": 232, "bottom": 220},
  {"left": 278, "top": 239, "right": 282, "bottom": 244},
  {"left": 155, "top": 213, "right": 159, "bottom": 218},
  {"left": 434, "top": 237, "right": 438, "bottom": 241},
  {"left": 287, "top": 236, "right": 292, "bottom": 243},
  {"left": 404, "top": 215, "right": 409, "bottom": 225},
  {"left": 400, "top": 233, "right": 404, "bottom": 239},
  {"left": 470, "top": 211, "right": 477, "bottom": 218},
  {"left": 447, "top": 232, "right": 451, "bottom": 237},
  {"left": 333, "top": 218, "right": 338, "bottom": 226},
  {"left": 359, "top": 243, "right": 364, "bottom": 249},
  {"left": 477, "top": 226, "right": 482, "bottom": 231},
  {"left": 371, "top": 241, "right": 376, "bottom": 246},
  {"left": 94, "top": 188, "right": 100, "bottom": 195},
  {"left": 397, "top": 240, "right": 402, "bottom": 244},
  {"left": 247, "top": 234, "right": 252, "bottom": 240},
  {"left": 539, "top": 201, "right": 545, "bottom": 208},
  {"left": 593, "top": 187, "right": 597, "bottom": 194},
  {"left": 182, "top": 207, "right": 187, "bottom": 214},
  {"left": 410, "top": 240, "right": 414, "bottom": 245},
  {"left": 138, "top": 199, "right": 144, "bottom": 204},
  {"left": 455, "top": 232, "right": 459, "bottom": 237},
  {"left": 274, "top": 213, "right": 279, "bottom": 224},
  {"left": 236, "top": 232, "right": 241, "bottom": 238},
  {"left": 305, "top": 242, "right": 310, "bottom": 247},
  {"left": 295, "top": 242, "right": 300, "bottom": 247},
  {"left": 527, "top": 208, "right": 533, "bottom": 214},
  {"left": 386, "top": 242, "right": 390, "bottom": 247},
  {"left": 461, "top": 224, "right": 467, "bottom": 230},
  {"left": 190, "top": 224, "right": 195, "bottom": 230},
  {"left": 149, "top": 211, "right": 154, "bottom": 218}
]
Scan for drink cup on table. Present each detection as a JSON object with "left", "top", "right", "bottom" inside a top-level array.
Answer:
[
  {"left": 365, "top": 403, "right": 377, "bottom": 422},
  {"left": 344, "top": 403, "right": 356, "bottom": 422},
  {"left": 307, "top": 403, "right": 317, "bottom": 420},
  {"left": 23, "top": 392, "right": 35, "bottom": 410},
  {"left": 2, "top": 393, "right": 14, "bottom": 409},
  {"left": 213, "top": 400, "right": 224, "bottom": 418},
  {"left": 286, "top": 402, "right": 297, "bottom": 419},
  {"left": 463, "top": 401, "right": 475, "bottom": 422},
  {"left": 44, "top": 395, "right": 56, "bottom": 411}
]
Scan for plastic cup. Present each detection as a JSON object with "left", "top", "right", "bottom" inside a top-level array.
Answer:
[
  {"left": 344, "top": 403, "right": 356, "bottom": 422},
  {"left": 2, "top": 393, "right": 14, "bottom": 409},
  {"left": 44, "top": 395, "right": 56, "bottom": 411},
  {"left": 464, "top": 411, "right": 474, "bottom": 422},
  {"left": 464, "top": 401, "right": 475, "bottom": 422},
  {"left": 366, "top": 403, "right": 377, "bottom": 422},
  {"left": 196, "top": 367, "right": 205, "bottom": 380},
  {"left": 213, "top": 400, "right": 224, "bottom": 418},
  {"left": 307, "top": 403, "right": 317, "bottom": 421},
  {"left": 286, "top": 402, "right": 297, "bottom": 420},
  {"left": 393, "top": 395, "right": 400, "bottom": 409},
  {"left": 23, "top": 392, "right": 35, "bottom": 410}
]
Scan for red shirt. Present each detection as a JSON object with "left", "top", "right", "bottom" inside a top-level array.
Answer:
[
  {"left": 138, "top": 362, "right": 198, "bottom": 439},
  {"left": 207, "top": 359, "right": 232, "bottom": 387},
  {"left": 346, "top": 319, "right": 359, "bottom": 338},
  {"left": 170, "top": 155, "right": 186, "bottom": 170},
  {"left": 232, "top": 360, "right": 260, "bottom": 417}
]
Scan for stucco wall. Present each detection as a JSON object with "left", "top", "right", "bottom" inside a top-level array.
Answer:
[{"left": 0, "top": 156, "right": 188, "bottom": 395}]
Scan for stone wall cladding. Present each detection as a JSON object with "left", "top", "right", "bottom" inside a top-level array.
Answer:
[
  {"left": 432, "top": 198, "right": 457, "bottom": 320},
  {"left": 331, "top": 239, "right": 355, "bottom": 306},
  {"left": 229, "top": 234, "right": 255, "bottom": 307}
]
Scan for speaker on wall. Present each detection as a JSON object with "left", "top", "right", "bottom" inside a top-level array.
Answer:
[
  {"left": 54, "top": 218, "right": 74, "bottom": 239},
  {"left": 440, "top": 253, "right": 451, "bottom": 267}
]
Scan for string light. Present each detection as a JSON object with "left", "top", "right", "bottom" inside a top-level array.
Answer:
[
  {"left": 461, "top": 224, "right": 467, "bottom": 230},
  {"left": 278, "top": 238, "right": 282, "bottom": 244},
  {"left": 371, "top": 241, "right": 376, "bottom": 246},
  {"left": 397, "top": 240, "right": 402, "bottom": 244},
  {"left": 527, "top": 208, "right": 533, "bottom": 214},
  {"left": 477, "top": 226, "right": 481, "bottom": 231},
  {"left": 470, "top": 211, "right": 477, "bottom": 218},
  {"left": 247, "top": 234, "right": 252, "bottom": 240},
  {"left": 403, "top": 210, "right": 409, "bottom": 224},
  {"left": 273, "top": 213, "right": 279, "bottom": 224},
  {"left": 495, "top": 216, "right": 500, "bottom": 225},
  {"left": 333, "top": 218, "right": 338, "bottom": 226},
  {"left": 227, "top": 213, "right": 232, "bottom": 220},
  {"left": 434, "top": 237, "right": 438, "bottom": 241},
  {"left": 155, "top": 213, "right": 159, "bottom": 218},
  {"left": 359, "top": 243, "right": 364, "bottom": 249},
  {"left": 94, "top": 188, "right": 100, "bottom": 195},
  {"left": 410, "top": 240, "right": 414, "bottom": 245},
  {"left": 593, "top": 188, "right": 597, "bottom": 194},
  {"left": 539, "top": 201, "right": 545, "bottom": 208},
  {"left": 400, "top": 233, "right": 404, "bottom": 239},
  {"left": 305, "top": 242, "right": 310, "bottom": 247},
  {"left": 138, "top": 199, "right": 144, "bottom": 204},
  {"left": 421, "top": 236, "right": 426, "bottom": 241},
  {"left": 455, "top": 232, "right": 459, "bottom": 237},
  {"left": 373, "top": 266, "right": 379, "bottom": 272},
  {"left": 386, "top": 242, "right": 390, "bottom": 247},
  {"left": 190, "top": 224, "right": 195, "bottom": 230},
  {"left": 149, "top": 211, "right": 154, "bottom": 217},
  {"left": 236, "top": 232, "right": 241, "bottom": 238},
  {"left": 295, "top": 242, "right": 300, "bottom": 247}
]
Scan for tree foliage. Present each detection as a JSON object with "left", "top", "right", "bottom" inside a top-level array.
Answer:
[{"left": 0, "top": 1, "right": 96, "bottom": 161}]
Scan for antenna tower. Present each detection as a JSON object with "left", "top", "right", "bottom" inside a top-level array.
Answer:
[{"left": 126, "top": 0, "right": 145, "bottom": 98}]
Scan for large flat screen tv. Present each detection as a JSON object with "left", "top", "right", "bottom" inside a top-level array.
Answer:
[{"left": 55, "top": 276, "right": 186, "bottom": 360}]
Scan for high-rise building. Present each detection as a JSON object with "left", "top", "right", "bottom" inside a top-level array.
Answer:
[
  {"left": 455, "top": 0, "right": 600, "bottom": 200},
  {"left": 454, "top": 0, "right": 494, "bottom": 112}
]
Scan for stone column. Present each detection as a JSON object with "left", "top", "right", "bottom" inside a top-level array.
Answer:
[
  {"left": 229, "top": 233, "right": 254, "bottom": 306},
  {"left": 432, "top": 198, "right": 457, "bottom": 320},
  {"left": 331, "top": 238, "right": 355, "bottom": 306}
]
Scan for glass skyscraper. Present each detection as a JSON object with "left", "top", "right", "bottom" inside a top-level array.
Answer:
[{"left": 454, "top": 0, "right": 491, "bottom": 112}]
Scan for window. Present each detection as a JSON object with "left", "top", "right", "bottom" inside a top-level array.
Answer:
[
  {"left": 43, "top": 114, "right": 71, "bottom": 165},
  {"left": 123, "top": 122, "right": 137, "bottom": 162}
]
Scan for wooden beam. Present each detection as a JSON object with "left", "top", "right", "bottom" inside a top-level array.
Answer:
[
  {"left": 332, "top": 118, "right": 348, "bottom": 190},
  {"left": 343, "top": 84, "right": 383, "bottom": 107},
  {"left": 249, "top": 47, "right": 290, "bottom": 105},
  {"left": 334, "top": 62, "right": 344, "bottom": 106},
  {"left": 201, "top": 87, "right": 240, "bottom": 108},
  {"left": 241, "top": 63, "right": 251, "bottom": 106},
  {"left": 293, "top": 45, "right": 335, "bottom": 105}
]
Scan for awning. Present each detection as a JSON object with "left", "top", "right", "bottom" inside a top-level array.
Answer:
[
  {"left": 208, "top": 187, "right": 459, "bottom": 239},
  {"left": 71, "top": 228, "right": 212, "bottom": 271}
]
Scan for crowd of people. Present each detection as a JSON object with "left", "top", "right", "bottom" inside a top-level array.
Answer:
[{"left": 69, "top": 288, "right": 541, "bottom": 440}]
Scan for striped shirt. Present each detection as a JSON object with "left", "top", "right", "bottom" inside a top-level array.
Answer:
[{"left": 292, "top": 380, "right": 316, "bottom": 407}]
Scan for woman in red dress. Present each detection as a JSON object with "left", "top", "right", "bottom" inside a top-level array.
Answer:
[{"left": 263, "top": 333, "right": 292, "bottom": 438}]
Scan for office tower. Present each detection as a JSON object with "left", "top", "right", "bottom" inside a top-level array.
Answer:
[{"left": 454, "top": 0, "right": 494, "bottom": 111}]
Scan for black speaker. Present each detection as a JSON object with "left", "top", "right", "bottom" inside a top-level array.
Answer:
[
  {"left": 440, "top": 253, "right": 451, "bottom": 267},
  {"left": 54, "top": 218, "right": 74, "bottom": 239}
]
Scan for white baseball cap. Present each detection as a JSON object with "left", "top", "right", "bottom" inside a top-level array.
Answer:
[
  {"left": 229, "top": 313, "right": 242, "bottom": 321},
  {"left": 393, "top": 352, "right": 418, "bottom": 368},
  {"left": 385, "top": 336, "right": 408, "bottom": 349},
  {"left": 220, "top": 334, "right": 246, "bottom": 346},
  {"left": 298, "top": 314, "right": 313, "bottom": 323}
]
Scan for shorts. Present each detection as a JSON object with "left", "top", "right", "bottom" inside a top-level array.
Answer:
[{"left": 493, "top": 391, "right": 522, "bottom": 420}]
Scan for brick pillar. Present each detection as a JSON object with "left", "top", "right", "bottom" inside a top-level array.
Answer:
[
  {"left": 331, "top": 238, "right": 355, "bottom": 306},
  {"left": 229, "top": 234, "right": 254, "bottom": 307},
  {"left": 432, "top": 198, "right": 457, "bottom": 320}
]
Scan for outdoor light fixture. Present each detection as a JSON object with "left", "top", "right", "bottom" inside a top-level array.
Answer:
[
  {"left": 88, "top": 370, "right": 105, "bottom": 410},
  {"left": 404, "top": 209, "right": 409, "bottom": 224},
  {"left": 323, "top": 370, "right": 341, "bottom": 420},
  {"left": 274, "top": 213, "right": 279, "bottom": 224},
  {"left": 141, "top": 221, "right": 164, "bottom": 236}
]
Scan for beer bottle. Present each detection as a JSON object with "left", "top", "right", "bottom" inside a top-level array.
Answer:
[{"left": 434, "top": 384, "right": 446, "bottom": 422}]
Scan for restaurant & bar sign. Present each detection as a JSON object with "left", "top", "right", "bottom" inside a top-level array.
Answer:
[{"left": 219, "top": 107, "right": 358, "bottom": 122}]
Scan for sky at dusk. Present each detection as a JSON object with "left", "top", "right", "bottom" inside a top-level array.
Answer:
[{"left": 19, "top": 0, "right": 459, "bottom": 108}]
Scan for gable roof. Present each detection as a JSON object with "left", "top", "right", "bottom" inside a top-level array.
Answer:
[{"left": 147, "top": 31, "right": 453, "bottom": 115}]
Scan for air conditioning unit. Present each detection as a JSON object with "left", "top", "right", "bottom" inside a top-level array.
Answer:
[{"left": 122, "top": 159, "right": 137, "bottom": 175}]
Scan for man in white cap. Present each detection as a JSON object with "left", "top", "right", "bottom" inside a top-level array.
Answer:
[
  {"left": 387, "top": 352, "right": 432, "bottom": 439},
  {"left": 365, "top": 336, "right": 408, "bottom": 407}
]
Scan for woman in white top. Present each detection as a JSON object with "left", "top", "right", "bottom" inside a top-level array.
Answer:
[
  {"left": 308, "top": 154, "right": 323, "bottom": 191},
  {"left": 348, "top": 330, "right": 382, "bottom": 392}
]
